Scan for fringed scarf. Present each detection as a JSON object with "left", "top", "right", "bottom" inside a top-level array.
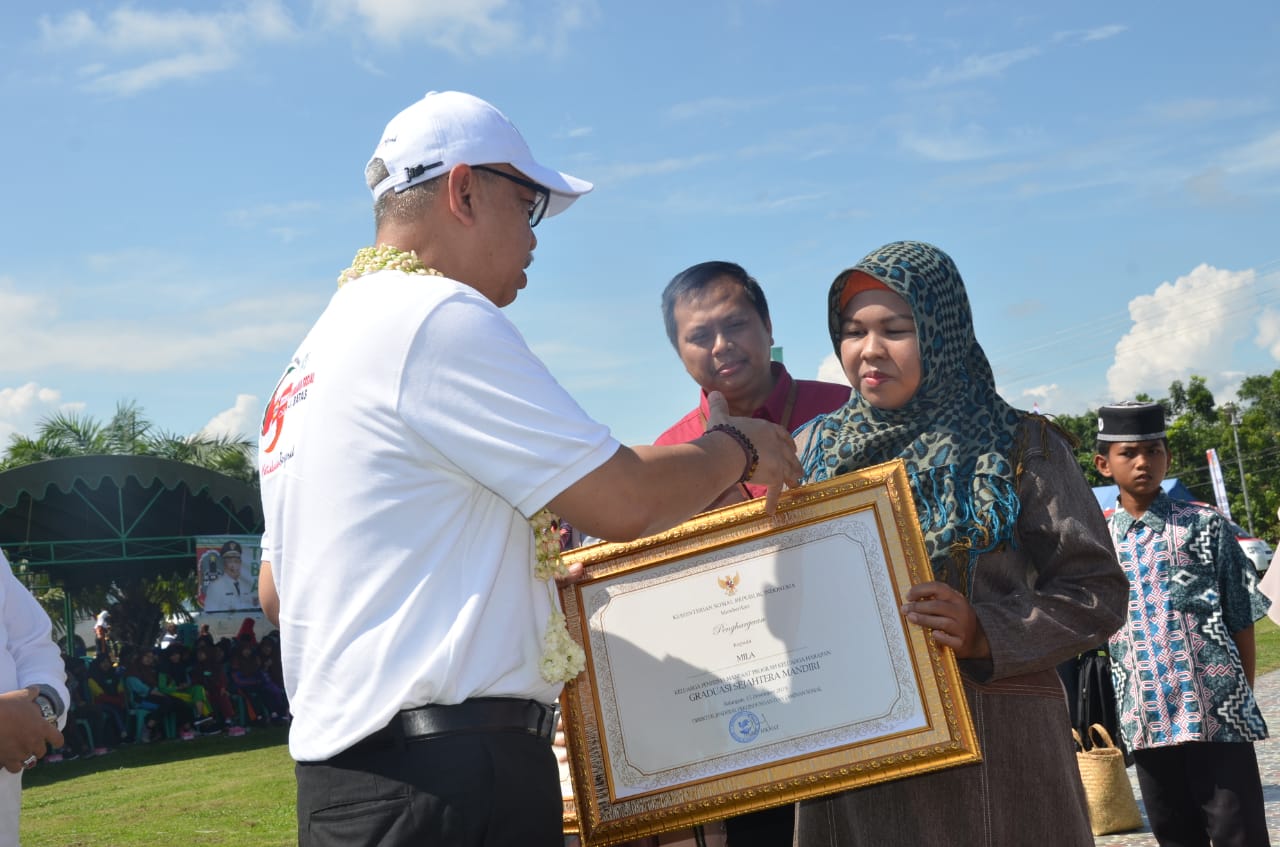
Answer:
[{"left": 799, "top": 241, "right": 1025, "bottom": 593}]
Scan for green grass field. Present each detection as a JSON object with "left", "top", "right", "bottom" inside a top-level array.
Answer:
[
  {"left": 20, "top": 618, "right": 1280, "bottom": 846},
  {"left": 20, "top": 726, "right": 295, "bottom": 847},
  {"left": 1255, "top": 615, "right": 1280, "bottom": 679}
]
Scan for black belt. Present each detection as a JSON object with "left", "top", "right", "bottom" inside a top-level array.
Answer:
[{"left": 347, "top": 697, "right": 558, "bottom": 754}]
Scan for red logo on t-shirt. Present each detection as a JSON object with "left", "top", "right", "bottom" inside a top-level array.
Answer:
[{"left": 261, "top": 364, "right": 314, "bottom": 454}]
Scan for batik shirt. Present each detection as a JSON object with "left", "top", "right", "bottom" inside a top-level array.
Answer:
[{"left": 1106, "top": 492, "right": 1269, "bottom": 749}]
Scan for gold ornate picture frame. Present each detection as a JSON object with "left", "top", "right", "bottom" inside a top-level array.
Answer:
[{"left": 558, "top": 459, "right": 979, "bottom": 845}]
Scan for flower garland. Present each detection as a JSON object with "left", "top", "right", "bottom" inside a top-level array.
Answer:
[
  {"left": 530, "top": 510, "right": 587, "bottom": 683},
  {"left": 339, "top": 245, "right": 585, "bottom": 684},
  {"left": 337, "top": 244, "right": 443, "bottom": 288}
]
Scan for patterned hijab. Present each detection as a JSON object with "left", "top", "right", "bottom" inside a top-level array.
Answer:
[{"left": 800, "top": 241, "right": 1025, "bottom": 591}]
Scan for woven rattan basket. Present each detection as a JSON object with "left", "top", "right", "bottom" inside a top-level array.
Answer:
[{"left": 1072, "top": 724, "right": 1143, "bottom": 836}]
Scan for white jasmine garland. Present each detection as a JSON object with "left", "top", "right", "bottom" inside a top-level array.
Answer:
[
  {"left": 540, "top": 608, "right": 585, "bottom": 683},
  {"left": 338, "top": 244, "right": 443, "bottom": 287},
  {"left": 530, "top": 508, "right": 586, "bottom": 683},
  {"left": 339, "top": 246, "right": 586, "bottom": 684}
]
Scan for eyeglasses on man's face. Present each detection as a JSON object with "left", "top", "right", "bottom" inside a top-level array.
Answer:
[{"left": 472, "top": 165, "right": 550, "bottom": 228}]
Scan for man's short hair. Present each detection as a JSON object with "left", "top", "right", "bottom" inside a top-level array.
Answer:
[
  {"left": 367, "top": 157, "right": 441, "bottom": 231},
  {"left": 660, "top": 261, "right": 771, "bottom": 348}
]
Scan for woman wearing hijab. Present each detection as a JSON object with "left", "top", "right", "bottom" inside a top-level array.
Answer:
[
  {"left": 794, "top": 241, "right": 1127, "bottom": 846},
  {"left": 124, "top": 650, "right": 196, "bottom": 742},
  {"left": 236, "top": 617, "right": 258, "bottom": 647}
]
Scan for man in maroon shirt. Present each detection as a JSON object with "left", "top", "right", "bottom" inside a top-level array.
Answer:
[
  {"left": 654, "top": 260, "right": 850, "bottom": 846},
  {"left": 657, "top": 261, "right": 850, "bottom": 510}
]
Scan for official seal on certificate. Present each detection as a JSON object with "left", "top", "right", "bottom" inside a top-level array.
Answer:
[{"left": 729, "top": 710, "right": 762, "bottom": 743}]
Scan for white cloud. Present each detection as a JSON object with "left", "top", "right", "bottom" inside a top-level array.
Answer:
[
  {"left": 906, "top": 46, "right": 1041, "bottom": 89},
  {"left": 1220, "top": 129, "right": 1280, "bottom": 176},
  {"left": 316, "top": 0, "right": 596, "bottom": 57},
  {"left": 40, "top": 2, "right": 293, "bottom": 51},
  {"left": 1106, "top": 263, "right": 1259, "bottom": 400},
  {"left": 38, "top": 1, "right": 298, "bottom": 95},
  {"left": 200, "top": 394, "right": 260, "bottom": 441},
  {"left": 1016, "top": 383, "right": 1060, "bottom": 413},
  {"left": 1145, "top": 97, "right": 1269, "bottom": 123},
  {"left": 86, "top": 51, "right": 238, "bottom": 96},
  {"left": 0, "top": 383, "right": 82, "bottom": 446},
  {"left": 1081, "top": 24, "right": 1127, "bottom": 42},
  {"left": 0, "top": 281, "right": 49, "bottom": 324},
  {"left": 1052, "top": 24, "right": 1128, "bottom": 44},
  {"left": 227, "top": 202, "right": 324, "bottom": 227},
  {"left": 1021, "top": 383, "right": 1059, "bottom": 400},
  {"left": 657, "top": 187, "right": 826, "bottom": 217},
  {"left": 318, "top": 0, "right": 514, "bottom": 52},
  {"left": 0, "top": 283, "right": 316, "bottom": 374},
  {"left": 591, "top": 153, "right": 719, "bottom": 184},
  {"left": 667, "top": 96, "right": 771, "bottom": 122},
  {"left": 900, "top": 125, "right": 1009, "bottom": 163},
  {"left": 816, "top": 354, "right": 851, "bottom": 386},
  {"left": 1254, "top": 307, "right": 1280, "bottom": 359},
  {"left": 880, "top": 32, "right": 917, "bottom": 46}
]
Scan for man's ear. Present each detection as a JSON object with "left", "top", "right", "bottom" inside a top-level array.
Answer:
[
  {"left": 1093, "top": 452, "right": 1113, "bottom": 479},
  {"left": 446, "top": 164, "right": 478, "bottom": 226}
]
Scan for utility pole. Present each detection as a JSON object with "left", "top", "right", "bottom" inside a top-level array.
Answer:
[{"left": 1227, "top": 405, "right": 1256, "bottom": 535}]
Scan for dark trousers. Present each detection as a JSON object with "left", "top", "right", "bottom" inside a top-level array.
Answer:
[
  {"left": 1133, "top": 741, "right": 1270, "bottom": 847},
  {"left": 723, "top": 805, "right": 794, "bottom": 846},
  {"left": 297, "top": 729, "right": 561, "bottom": 847}
]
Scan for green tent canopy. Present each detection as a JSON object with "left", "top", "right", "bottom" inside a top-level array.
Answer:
[{"left": 0, "top": 455, "right": 262, "bottom": 594}]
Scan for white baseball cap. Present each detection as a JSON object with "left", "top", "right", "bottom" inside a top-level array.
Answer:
[{"left": 367, "top": 90, "right": 592, "bottom": 219}]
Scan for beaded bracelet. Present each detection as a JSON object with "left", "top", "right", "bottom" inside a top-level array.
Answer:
[{"left": 707, "top": 423, "right": 759, "bottom": 484}]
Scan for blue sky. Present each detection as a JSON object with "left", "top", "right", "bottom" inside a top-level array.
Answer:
[{"left": 2, "top": 1, "right": 1278, "bottom": 449}]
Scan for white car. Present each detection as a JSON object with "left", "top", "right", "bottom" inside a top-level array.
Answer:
[
  {"left": 1103, "top": 501, "right": 1272, "bottom": 574},
  {"left": 1196, "top": 504, "right": 1271, "bottom": 575},
  {"left": 1232, "top": 526, "right": 1272, "bottom": 575}
]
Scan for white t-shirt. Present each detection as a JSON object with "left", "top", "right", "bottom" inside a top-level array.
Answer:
[
  {"left": 259, "top": 270, "right": 618, "bottom": 761},
  {"left": 0, "top": 552, "right": 69, "bottom": 847}
]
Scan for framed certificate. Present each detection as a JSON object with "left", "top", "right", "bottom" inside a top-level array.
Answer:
[{"left": 557, "top": 458, "right": 979, "bottom": 845}]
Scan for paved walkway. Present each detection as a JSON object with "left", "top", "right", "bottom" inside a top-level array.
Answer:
[{"left": 1093, "top": 668, "right": 1280, "bottom": 845}]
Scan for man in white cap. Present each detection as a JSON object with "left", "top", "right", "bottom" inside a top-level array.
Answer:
[{"left": 257, "top": 90, "right": 802, "bottom": 846}]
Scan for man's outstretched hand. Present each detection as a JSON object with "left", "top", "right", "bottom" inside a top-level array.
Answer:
[{"left": 705, "top": 391, "right": 803, "bottom": 514}]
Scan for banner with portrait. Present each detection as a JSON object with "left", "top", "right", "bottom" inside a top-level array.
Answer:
[{"left": 196, "top": 534, "right": 263, "bottom": 615}]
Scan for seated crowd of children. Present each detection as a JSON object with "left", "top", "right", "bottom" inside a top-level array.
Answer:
[{"left": 43, "top": 620, "right": 290, "bottom": 762}]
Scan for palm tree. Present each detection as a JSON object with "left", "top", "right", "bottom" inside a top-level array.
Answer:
[
  {"left": 2, "top": 400, "right": 255, "bottom": 482},
  {"left": 2, "top": 400, "right": 258, "bottom": 648}
]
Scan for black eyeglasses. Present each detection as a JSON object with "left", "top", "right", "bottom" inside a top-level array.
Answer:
[{"left": 472, "top": 165, "right": 551, "bottom": 228}]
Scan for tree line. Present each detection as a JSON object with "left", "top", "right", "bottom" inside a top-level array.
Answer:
[
  {"left": 1053, "top": 371, "right": 1280, "bottom": 542},
  {"left": 5, "top": 375, "right": 1280, "bottom": 647}
]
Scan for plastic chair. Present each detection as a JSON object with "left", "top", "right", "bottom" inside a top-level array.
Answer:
[
  {"left": 75, "top": 718, "right": 95, "bottom": 750},
  {"left": 125, "top": 688, "right": 175, "bottom": 741},
  {"left": 231, "top": 690, "right": 267, "bottom": 725}
]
